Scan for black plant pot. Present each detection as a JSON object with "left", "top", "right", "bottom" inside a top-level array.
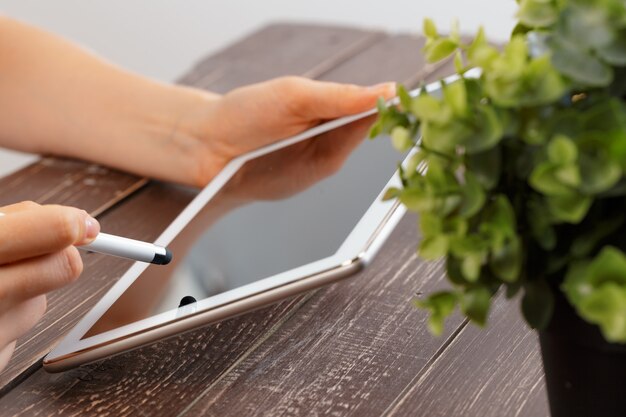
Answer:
[{"left": 538, "top": 287, "right": 626, "bottom": 417}]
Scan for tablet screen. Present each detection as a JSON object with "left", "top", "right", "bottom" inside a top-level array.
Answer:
[{"left": 83, "top": 115, "right": 405, "bottom": 338}]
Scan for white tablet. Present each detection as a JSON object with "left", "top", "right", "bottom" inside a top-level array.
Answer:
[{"left": 44, "top": 74, "right": 466, "bottom": 372}]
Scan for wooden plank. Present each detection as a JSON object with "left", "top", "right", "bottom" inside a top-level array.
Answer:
[
  {"left": 0, "top": 31, "right": 457, "bottom": 415},
  {"left": 0, "top": 157, "right": 146, "bottom": 216},
  {"left": 178, "top": 23, "right": 385, "bottom": 92},
  {"left": 0, "top": 23, "right": 389, "bottom": 395},
  {"left": 386, "top": 298, "right": 549, "bottom": 417}
]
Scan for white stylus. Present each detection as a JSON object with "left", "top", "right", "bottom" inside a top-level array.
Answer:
[
  {"left": 0, "top": 212, "right": 170, "bottom": 265},
  {"left": 78, "top": 233, "right": 173, "bottom": 265}
]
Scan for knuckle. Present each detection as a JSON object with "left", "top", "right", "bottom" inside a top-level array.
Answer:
[
  {"left": 16, "top": 201, "right": 40, "bottom": 211},
  {"left": 51, "top": 209, "right": 80, "bottom": 246},
  {"left": 275, "top": 76, "right": 302, "bottom": 91},
  {"left": 277, "top": 76, "right": 306, "bottom": 97},
  {"left": 58, "top": 247, "right": 83, "bottom": 283},
  {"left": 275, "top": 76, "right": 308, "bottom": 113},
  {"left": 338, "top": 84, "right": 358, "bottom": 100}
]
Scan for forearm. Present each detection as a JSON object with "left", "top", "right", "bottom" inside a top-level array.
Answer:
[{"left": 0, "top": 17, "right": 219, "bottom": 185}]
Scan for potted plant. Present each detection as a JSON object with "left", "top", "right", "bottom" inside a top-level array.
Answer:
[{"left": 370, "top": 0, "right": 626, "bottom": 416}]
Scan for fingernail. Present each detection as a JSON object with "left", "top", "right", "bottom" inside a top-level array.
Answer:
[
  {"left": 368, "top": 82, "right": 397, "bottom": 97},
  {"left": 85, "top": 215, "right": 100, "bottom": 241}
]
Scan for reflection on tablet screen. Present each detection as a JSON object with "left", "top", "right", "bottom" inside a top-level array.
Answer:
[{"left": 83, "top": 116, "right": 406, "bottom": 338}]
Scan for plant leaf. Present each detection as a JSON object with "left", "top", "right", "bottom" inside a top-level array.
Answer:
[
  {"left": 419, "top": 212, "right": 443, "bottom": 237},
  {"left": 382, "top": 187, "right": 401, "bottom": 201},
  {"left": 585, "top": 246, "right": 626, "bottom": 287},
  {"left": 547, "top": 134, "right": 578, "bottom": 164},
  {"left": 411, "top": 95, "right": 452, "bottom": 124},
  {"left": 466, "top": 147, "right": 501, "bottom": 190},
  {"left": 546, "top": 194, "right": 592, "bottom": 223},
  {"left": 550, "top": 33, "right": 613, "bottom": 86},
  {"left": 490, "top": 237, "right": 522, "bottom": 283},
  {"left": 391, "top": 126, "right": 414, "bottom": 151},
  {"left": 419, "top": 235, "right": 449, "bottom": 260},
  {"left": 522, "top": 280, "right": 555, "bottom": 330},
  {"left": 443, "top": 80, "right": 468, "bottom": 117},
  {"left": 400, "top": 188, "right": 432, "bottom": 212},
  {"left": 423, "top": 18, "right": 438, "bottom": 38},
  {"left": 397, "top": 84, "right": 413, "bottom": 112},
  {"left": 454, "top": 50, "right": 465, "bottom": 74},
  {"left": 529, "top": 163, "right": 576, "bottom": 196},
  {"left": 527, "top": 198, "right": 557, "bottom": 250},
  {"left": 424, "top": 38, "right": 458, "bottom": 63},
  {"left": 457, "top": 172, "right": 486, "bottom": 218},
  {"left": 596, "top": 30, "right": 626, "bottom": 66},
  {"left": 460, "top": 287, "right": 492, "bottom": 326},
  {"left": 516, "top": 0, "right": 558, "bottom": 28},
  {"left": 578, "top": 283, "right": 626, "bottom": 342},
  {"left": 460, "top": 252, "right": 486, "bottom": 282},
  {"left": 416, "top": 291, "right": 458, "bottom": 335},
  {"left": 463, "top": 105, "right": 504, "bottom": 153},
  {"left": 578, "top": 154, "right": 622, "bottom": 195}
]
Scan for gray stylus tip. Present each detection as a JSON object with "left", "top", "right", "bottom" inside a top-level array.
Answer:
[{"left": 152, "top": 248, "right": 173, "bottom": 265}]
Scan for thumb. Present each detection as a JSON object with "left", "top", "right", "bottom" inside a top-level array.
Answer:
[{"left": 284, "top": 78, "right": 396, "bottom": 120}]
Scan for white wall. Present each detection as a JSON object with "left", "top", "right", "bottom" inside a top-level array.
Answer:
[{"left": 0, "top": 0, "right": 517, "bottom": 176}]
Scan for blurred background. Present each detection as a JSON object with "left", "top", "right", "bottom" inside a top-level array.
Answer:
[{"left": 0, "top": 0, "right": 516, "bottom": 176}]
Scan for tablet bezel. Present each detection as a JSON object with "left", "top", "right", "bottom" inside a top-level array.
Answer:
[{"left": 43, "top": 72, "right": 472, "bottom": 372}]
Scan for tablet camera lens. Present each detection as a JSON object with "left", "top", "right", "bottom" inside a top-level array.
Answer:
[{"left": 178, "top": 295, "right": 197, "bottom": 308}]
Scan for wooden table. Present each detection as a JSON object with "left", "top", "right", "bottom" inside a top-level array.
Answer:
[{"left": 0, "top": 24, "right": 549, "bottom": 416}]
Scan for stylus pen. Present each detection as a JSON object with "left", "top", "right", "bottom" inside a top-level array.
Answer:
[{"left": 78, "top": 233, "right": 173, "bottom": 265}]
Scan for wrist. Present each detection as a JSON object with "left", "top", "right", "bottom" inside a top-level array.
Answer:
[
  {"left": 162, "top": 85, "right": 225, "bottom": 187},
  {"left": 70, "top": 81, "right": 224, "bottom": 187}
]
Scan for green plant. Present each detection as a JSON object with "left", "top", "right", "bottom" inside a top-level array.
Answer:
[{"left": 371, "top": 0, "right": 626, "bottom": 342}]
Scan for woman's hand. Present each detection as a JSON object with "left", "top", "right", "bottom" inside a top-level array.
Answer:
[
  {"left": 218, "top": 114, "right": 378, "bottom": 203},
  {"left": 0, "top": 202, "right": 100, "bottom": 372},
  {"left": 190, "top": 77, "right": 396, "bottom": 186}
]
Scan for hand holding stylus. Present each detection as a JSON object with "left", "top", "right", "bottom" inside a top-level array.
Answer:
[
  {"left": 0, "top": 202, "right": 100, "bottom": 371},
  {"left": 0, "top": 201, "right": 174, "bottom": 371}
]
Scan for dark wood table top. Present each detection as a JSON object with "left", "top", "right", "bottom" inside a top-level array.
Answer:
[{"left": 0, "top": 23, "right": 549, "bottom": 417}]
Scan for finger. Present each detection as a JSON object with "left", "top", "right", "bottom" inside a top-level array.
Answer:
[
  {"left": 310, "top": 115, "right": 377, "bottom": 175},
  {"left": 0, "top": 204, "right": 99, "bottom": 264},
  {"left": 278, "top": 77, "right": 396, "bottom": 120},
  {"left": 0, "top": 200, "right": 41, "bottom": 214},
  {"left": 0, "top": 247, "right": 83, "bottom": 304},
  {"left": 0, "top": 340, "right": 16, "bottom": 372},
  {"left": 0, "top": 295, "right": 46, "bottom": 349}
]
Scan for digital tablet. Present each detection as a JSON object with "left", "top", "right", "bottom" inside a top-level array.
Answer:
[{"left": 43, "top": 74, "right": 465, "bottom": 372}]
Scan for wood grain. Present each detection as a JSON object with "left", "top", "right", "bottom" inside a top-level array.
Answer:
[
  {"left": 178, "top": 23, "right": 385, "bottom": 92},
  {"left": 386, "top": 297, "right": 549, "bottom": 417},
  {"left": 0, "top": 23, "right": 397, "bottom": 400},
  {"left": 0, "top": 157, "right": 147, "bottom": 216}
]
